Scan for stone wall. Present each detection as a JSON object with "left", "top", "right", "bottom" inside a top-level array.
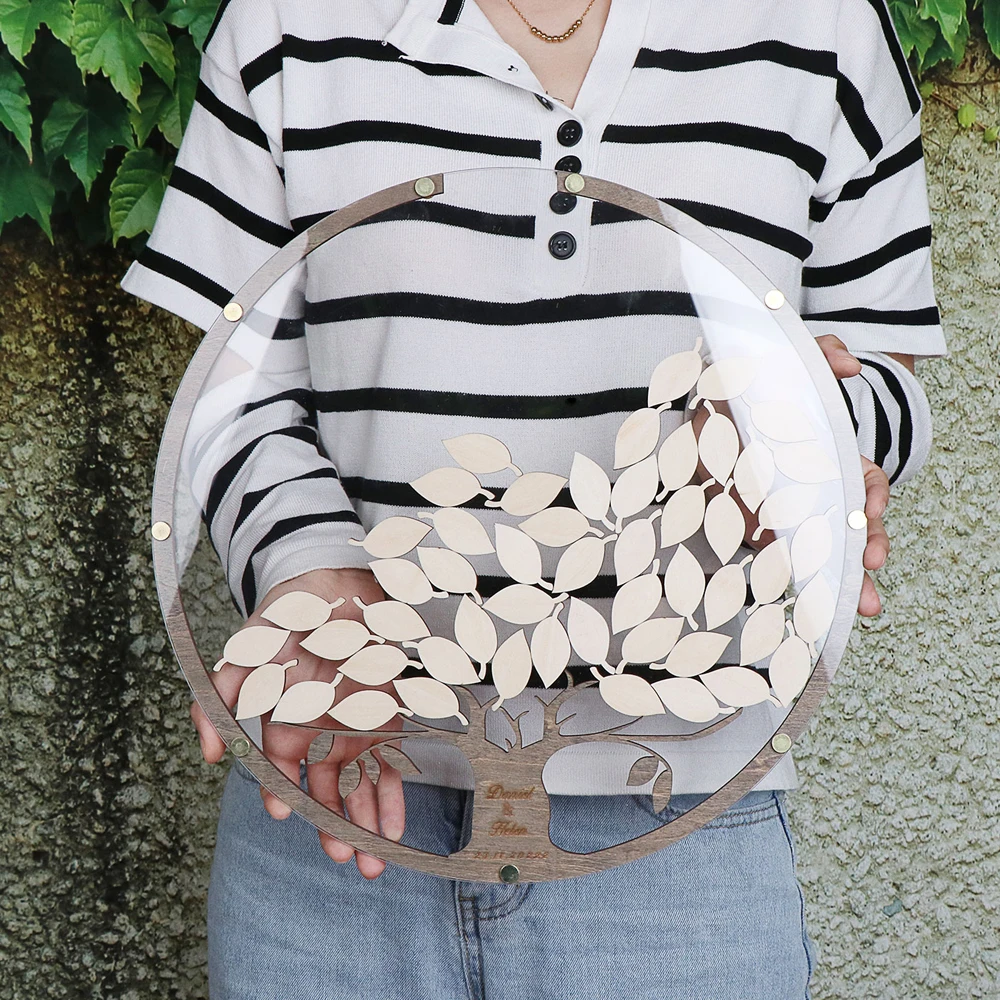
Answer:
[{"left": 0, "top": 51, "right": 997, "bottom": 1000}]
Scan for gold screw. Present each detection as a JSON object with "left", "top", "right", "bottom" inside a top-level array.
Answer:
[
  {"left": 771, "top": 732, "right": 793, "bottom": 754},
  {"left": 414, "top": 176, "right": 436, "bottom": 198},
  {"left": 764, "top": 289, "right": 785, "bottom": 310},
  {"left": 151, "top": 521, "right": 171, "bottom": 541},
  {"left": 223, "top": 302, "right": 244, "bottom": 322},
  {"left": 231, "top": 737, "right": 251, "bottom": 757},
  {"left": 564, "top": 172, "right": 585, "bottom": 194},
  {"left": 498, "top": 863, "right": 520, "bottom": 884},
  {"left": 847, "top": 509, "right": 868, "bottom": 530}
]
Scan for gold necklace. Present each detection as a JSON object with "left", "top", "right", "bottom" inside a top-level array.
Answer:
[{"left": 504, "top": 0, "right": 598, "bottom": 42}]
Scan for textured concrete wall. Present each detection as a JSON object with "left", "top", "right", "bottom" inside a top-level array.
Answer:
[{"left": 1, "top": 52, "right": 997, "bottom": 1000}]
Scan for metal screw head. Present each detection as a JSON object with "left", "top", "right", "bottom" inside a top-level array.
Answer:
[
  {"left": 223, "top": 302, "right": 244, "bottom": 322},
  {"left": 848, "top": 509, "right": 868, "bottom": 530},
  {"left": 764, "top": 289, "right": 785, "bottom": 310},
  {"left": 564, "top": 172, "right": 585, "bottom": 194},
  {"left": 498, "top": 863, "right": 520, "bottom": 884},
  {"left": 414, "top": 176, "right": 436, "bottom": 198},
  {"left": 771, "top": 732, "right": 793, "bottom": 754},
  {"left": 151, "top": 521, "right": 171, "bottom": 541},
  {"left": 231, "top": 737, "right": 251, "bottom": 758}
]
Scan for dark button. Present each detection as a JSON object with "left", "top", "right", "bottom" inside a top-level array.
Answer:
[
  {"left": 549, "top": 191, "right": 577, "bottom": 215},
  {"left": 548, "top": 231, "right": 577, "bottom": 260},
  {"left": 554, "top": 154, "right": 582, "bottom": 173},
  {"left": 557, "top": 120, "right": 583, "bottom": 146},
  {"left": 535, "top": 94, "right": 554, "bottom": 110}
]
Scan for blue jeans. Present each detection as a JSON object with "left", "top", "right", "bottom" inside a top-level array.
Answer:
[{"left": 209, "top": 762, "right": 817, "bottom": 999}]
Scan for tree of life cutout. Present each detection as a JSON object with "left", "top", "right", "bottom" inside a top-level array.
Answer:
[{"left": 214, "top": 338, "right": 840, "bottom": 854}]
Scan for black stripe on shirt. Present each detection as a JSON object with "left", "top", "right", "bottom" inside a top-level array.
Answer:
[
  {"left": 802, "top": 226, "right": 931, "bottom": 287},
  {"left": 602, "top": 121, "right": 826, "bottom": 181},
  {"left": 283, "top": 120, "right": 541, "bottom": 159},
  {"left": 635, "top": 41, "right": 837, "bottom": 77},
  {"left": 835, "top": 72, "right": 883, "bottom": 159},
  {"left": 169, "top": 166, "right": 293, "bottom": 247},
  {"left": 868, "top": 373, "right": 891, "bottom": 468},
  {"left": 860, "top": 358, "right": 913, "bottom": 483},
  {"left": 137, "top": 247, "right": 232, "bottom": 307},
  {"left": 292, "top": 201, "right": 535, "bottom": 238},
  {"left": 202, "top": 0, "right": 231, "bottom": 52},
  {"left": 438, "top": 0, "right": 466, "bottom": 24},
  {"left": 195, "top": 81, "right": 271, "bottom": 151},
  {"left": 305, "top": 290, "right": 698, "bottom": 326},
  {"left": 838, "top": 382, "right": 860, "bottom": 433},
  {"left": 232, "top": 467, "right": 343, "bottom": 536},
  {"left": 802, "top": 306, "right": 940, "bottom": 326},
  {"left": 863, "top": 0, "right": 921, "bottom": 114}
]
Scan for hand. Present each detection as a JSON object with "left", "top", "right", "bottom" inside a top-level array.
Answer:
[{"left": 191, "top": 567, "right": 405, "bottom": 878}]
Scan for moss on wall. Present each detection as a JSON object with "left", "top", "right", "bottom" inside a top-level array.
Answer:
[{"left": 0, "top": 49, "right": 997, "bottom": 1000}]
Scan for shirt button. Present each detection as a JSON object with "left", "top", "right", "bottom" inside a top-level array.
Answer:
[
  {"left": 536, "top": 94, "right": 554, "bottom": 110},
  {"left": 549, "top": 191, "right": 577, "bottom": 215},
  {"left": 557, "top": 120, "right": 583, "bottom": 146},
  {"left": 554, "top": 154, "right": 582, "bottom": 173},
  {"left": 548, "top": 231, "right": 577, "bottom": 260}
]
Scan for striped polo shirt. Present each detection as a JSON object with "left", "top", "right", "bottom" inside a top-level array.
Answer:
[{"left": 123, "top": 0, "right": 946, "bottom": 793}]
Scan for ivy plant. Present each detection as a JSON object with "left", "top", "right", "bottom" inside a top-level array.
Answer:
[{"left": 0, "top": 0, "right": 997, "bottom": 245}]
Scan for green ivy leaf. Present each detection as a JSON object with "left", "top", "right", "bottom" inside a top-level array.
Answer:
[
  {"left": 956, "top": 102, "right": 977, "bottom": 127},
  {"left": 984, "top": 125, "right": 1000, "bottom": 144},
  {"left": 118, "top": 0, "right": 133, "bottom": 19},
  {"left": 0, "top": 0, "right": 73, "bottom": 63},
  {"left": 0, "top": 53, "right": 32, "bottom": 160},
  {"left": 918, "top": 0, "right": 967, "bottom": 45},
  {"left": 0, "top": 138, "right": 54, "bottom": 238},
  {"left": 71, "top": 0, "right": 175, "bottom": 108},
  {"left": 162, "top": 0, "right": 220, "bottom": 51},
  {"left": 42, "top": 81, "right": 132, "bottom": 196},
  {"left": 173, "top": 32, "right": 199, "bottom": 133},
  {"left": 889, "top": 0, "right": 940, "bottom": 64},
  {"left": 109, "top": 145, "right": 169, "bottom": 241},
  {"left": 919, "top": 10, "right": 969, "bottom": 69},
  {"left": 129, "top": 35, "right": 199, "bottom": 146},
  {"left": 983, "top": 0, "right": 1000, "bottom": 59}
]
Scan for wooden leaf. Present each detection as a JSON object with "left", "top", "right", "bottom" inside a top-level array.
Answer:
[
  {"left": 518, "top": 507, "right": 594, "bottom": 547},
  {"left": 612, "top": 571, "right": 662, "bottom": 634},
  {"left": 421, "top": 508, "right": 494, "bottom": 555},
  {"left": 336, "top": 644, "right": 410, "bottom": 685},
  {"left": 410, "top": 467, "right": 485, "bottom": 506},
  {"left": 768, "top": 635, "right": 811, "bottom": 706},
  {"left": 733, "top": 440, "right": 775, "bottom": 513},
  {"left": 651, "top": 767, "right": 672, "bottom": 813},
  {"left": 569, "top": 451, "right": 611, "bottom": 521},
  {"left": 350, "top": 516, "right": 432, "bottom": 558},
  {"left": 567, "top": 596, "right": 610, "bottom": 666},
  {"left": 627, "top": 755, "right": 660, "bottom": 786},
  {"left": 659, "top": 484, "right": 707, "bottom": 548},
  {"left": 791, "top": 514, "right": 833, "bottom": 583},
  {"left": 704, "top": 561, "right": 750, "bottom": 630},
  {"left": 553, "top": 535, "right": 607, "bottom": 592},
  {"left": 750, "top": 401, "right": 816, "bottom": 443},
  {"left": 223, "top": 626, "right": 290, "bottom": 668},
  {"left": 750, "top": 537, "right": 791, "bottom": 607},
  {"left": 530, "top": 616, "right": 571, "bottom": 687},
  {"left": 698, "top": 411, "right": 739, "bottom": 484},
  {"left": 660, "top": 632, "right": 732, "bottom": 677},
  {"left": 300, "top": 619, "right": 375, "bottom": 661},
  {"left": 483, "top": 584, "right": 557, "bottom": 625},
  {"left": 614, "top": 516, "right": 656, "bottom": 585},
  {"left": 793, "top": 574, "right": 836, "bottom": 644},
  {"left": 610, "top": 454, "right": 659, "bottom": 520},
  {"left": 260, "top": 591, "right": 335, "bottom": 632},
  {"left": 755, "top": 485, "right": 820, "bottom": 535},
  {"left": 657, "top": 421, "right": 699, "bottom": 494},
  {"left": 700, "top": 666, "right": 771, "bottom": 707},
  {"left": 416, "top": 546, "right": 478, "bottom": 595},
  {"left": 664, "top": 543, "right": 705, "bottom": 622},
  {"left": 454, "top": 595, "right": 498, "bottom": 667},
  {"left": 271, "top": 680, "right": 338, "bottom": 724},
  {"left": 696, "top": 358, "right": 759, "bottom": 402},
  {"left": 369, "top": 558, "right": 436, "bottom": 605},
  {"left": 394, "top": 677, "right": 468, "bottom": 723},
  {"left": 357, "top": 600, "right": 430, "bottom": 642},
  {"left": 648, "top": 346, "right": 703, "bottom": 407},
  {"left": 328, "top": 690, "right": 406, "bottom": 729},
  {"left": 652, "top": 677, "right": 723, "bottom": 722},
  {"left": 773, "top": 442, "right": 840, "bottom": 484},
  {"left": 410, "top": 636, "right": 480, "bottom": 685},
  {"left": 443, "top": 433, "right": 513, "bottom": 474},
  {"left": 492, "top": 629, "right": 532, "bottom": 708},
  {"left": 740, "top": 604, "right": 787, "bottom": 665},
  {"left": 599, "top": 674, "right": 665, "bottom": 716},
  {"left": 614, "top": 407, "right": 661, "bottom": 469},
  {"left": 704, "top": 490, "right": 745, "bottom": 565},
  {"left": 499, "top": 472, "right": 567, "bottom": 516},
  {"left": 495, "top": 523, "right": 543, "bottom": 585},
  {"left": 235, "top": 662, "right": 287, "bottom": 720},
  {"left": 621, "top": 617, "right": 684, "bottom": 665}
]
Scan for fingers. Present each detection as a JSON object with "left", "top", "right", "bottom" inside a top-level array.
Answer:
[
  {"left": 191, "top": 701, "right": 227, "bottom": 764},
  {"left": 816, "top": 334, "right": 862, "bottom": 380},
  {"left": 372, "top": 748, "right": 405, "bottom": 843},
  {"left": 858, "top": 571, "right": 881, "bottom": 617},
  {"left": 862, "top": 457, "right": 890, "bottom": 522},
  {"left": 343, "top": 766, "right": 388, "bottom": 879},
  {"left": 259, "top": 723, "right": 315, "bottom": 820},
  {"left": 308, "top": 757, "right": 357, "bottom": 865}
]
